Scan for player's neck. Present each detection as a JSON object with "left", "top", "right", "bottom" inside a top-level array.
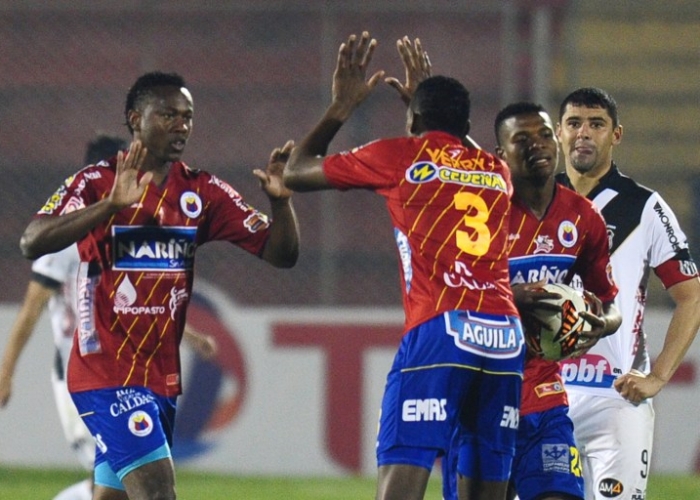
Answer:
[{"left": 515, "top": 178, "right": 555, "bottom": 220}]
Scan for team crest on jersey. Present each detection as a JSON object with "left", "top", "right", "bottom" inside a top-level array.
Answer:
[
  {"left": 557, "top": 221, "right": 578, "bottom": 248},
  {"left": 533, "top": 235, "right": 554, "bottom": 254},
  {"left": 128, "top": 411, "right": 154, "bottom": 437},
  {"left": 112, "top": 226, "right": 197, "bottom": 272},
  {"left": 180, "top": 191, "right": 203, "bottom": 218}
]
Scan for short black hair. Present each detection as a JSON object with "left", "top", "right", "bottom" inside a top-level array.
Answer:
[
  {"left": 559, "top": 87, "right": 619, "bottom": 127},
  {"left": 494, "top": 102, "right": 547, "bottom": 146},
  {"left": 410, "top": 76, "right": 471, "bottom": 137},
  {"left": 124, "top": 71, "right": 187, "bottom": 134},
  {"left": 84, "top": 134, "right": 128, "bottom": 164}
]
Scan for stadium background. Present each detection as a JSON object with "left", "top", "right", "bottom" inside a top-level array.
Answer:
[{"left": 1, "top": 0, "right": 699, "bottom": 482}]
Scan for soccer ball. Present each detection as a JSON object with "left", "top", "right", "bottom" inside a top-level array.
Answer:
[{"left": 521, "top": 283, "right": 592, "bottom": 361}]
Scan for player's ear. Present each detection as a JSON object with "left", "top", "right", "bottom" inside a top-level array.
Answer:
[
  {"left": 612, "top": 123, "right": 623, "bottom": 146},
  {"left": 495, "top": 146, "right": 505, "bottom": 160},
  {"left": 128, "top": 109, "right": 141, "bottom": 133}
]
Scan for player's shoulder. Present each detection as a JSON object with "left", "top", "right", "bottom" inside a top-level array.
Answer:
[{"left": 604, "top": 166, "right": 655, "bottom": 199}]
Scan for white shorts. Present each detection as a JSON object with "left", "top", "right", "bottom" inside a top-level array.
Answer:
[
  {"left": 51, "top": 370, "right": 95, "bottom": 471},
  {"left": 568, "top": 392, "right": 654, "bottom": 500}
]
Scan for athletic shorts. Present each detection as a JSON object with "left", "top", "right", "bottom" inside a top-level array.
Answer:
[
  {"left": 71, "top": 386, "right": 176, "bottom": 489},
  {"left": 376, "top": 311, "right": 524, "bottom": 482},
  {"left": 568, "top": 392, "right": 654, "bottom": 500},
  {"left": 510, "top": 405, "right": 584, "bottom": 500}
]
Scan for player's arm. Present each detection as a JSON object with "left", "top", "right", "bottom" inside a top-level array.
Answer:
[
  {"left": 0, "top": 280, "right": 54, "bottom": 407},
  {"left": 20, "top": 141, "right": 150, "bottom": 259},
  {"left": 284, "top": 31, "right": 385, "bottom": 192},
  {"left": 253, "top": 141, "right": 300, "bottom": 268},
  {"left": 182, "top": 325, "right": 218, "bottom": 360},
  {"left": 615, "top": 277, "right": 700, "bottom": 404},
  {"left": 575, "top": 297, "right": 621, "bottom": 352}
]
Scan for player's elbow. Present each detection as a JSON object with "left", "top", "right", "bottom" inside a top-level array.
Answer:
[{"left": 19, "top": 231, "right": 41, "bottom": 260}]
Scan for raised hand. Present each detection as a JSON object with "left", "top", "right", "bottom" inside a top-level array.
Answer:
[
  {"left": 108, "top": 140, "right": 151, "bottom": 210},
  {"left": 331, "top": 32, "right": 385, "bottom": 117},
  {"left": 385, "top": 36, "right": 432, "bottom": 105},
  {"left": 254, "top": 140, "right": 295, "bottom": 200}
]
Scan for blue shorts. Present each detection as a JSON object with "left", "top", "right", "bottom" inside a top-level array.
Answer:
[
  {"left": 71, "top": 386, "right": 177, "bottom": 489},
  {"left": 376, "top": 311, "right": 524, "bottom": 482},
  {"left": 511, "top": 405, "right": 584, "bottom": 500}
]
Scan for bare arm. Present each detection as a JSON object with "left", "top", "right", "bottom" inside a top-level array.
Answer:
[
  {"left": 0, "top": 281, "right": 54, "bottom": 407},
  {"left": 615, "top": 278, "right": 700, "bottom": 403},
  {"left": 284, "top": 31, "right": 385, "bottom": 192},
  {"left": 182, "top": 325, "right": 217, "bottom": 360},
  {"left": 253, "top": 141, "right": 299, "bottom": 268},
  {"left": 20, "top": 141, "right": 150, "bottom": 259}
]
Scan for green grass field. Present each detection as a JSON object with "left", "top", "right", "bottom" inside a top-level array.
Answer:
[{"left": 1, "top": 466, "right": 699, "bottom": 499}]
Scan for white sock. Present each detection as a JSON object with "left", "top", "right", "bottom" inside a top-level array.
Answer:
[{"left": 53, "top": 478, "right": 92, "bottom": 500}]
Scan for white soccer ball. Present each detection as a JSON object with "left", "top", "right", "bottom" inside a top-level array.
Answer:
[{"left": 521, "top": 283, "right": 592, "bottom": 361}]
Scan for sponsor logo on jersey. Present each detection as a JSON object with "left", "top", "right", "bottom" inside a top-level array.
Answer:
[
  {"left": 128, "top": 410, "right": 154, "bottom": 437},
  {"left": 533, "top": 235, "right": 554, "bottom": 254},
  {"left": 445, "top": 311, "right": 524, "bottom": 359},
  {"left": 534, "top": 381, "right": 565, "bottom": 398},
  {"left": 112, "top": 226, "right": 196, "bottom": 272},
  {"left": 598, "top": 478, "right": 624, "bottom": 498},
  {"left": 83, "top": 171, "right": 102, "bottom": 180},
  {"left": 509, "top": 254, "right": 576, "bottom": 285},
  {"left": 111, "top": 388, "right": 156, "bottom": 417},
  {"left": 500, "top": 405, "right": 519, "bottom": 429},
  {"left": 179, "top": 191, "right": 202, "bottom": 218},
  {"left": 542, "top": 443, "right": 570, "bottom": 473},
  {"left": 405, "top": 161, "right": 508, "bottom": 192},
  {"left": 243, "top": 211, "right": 270, "bottom": 232},
  {"left": 443, "top": 260, "right": 497, "bottom": 290},
  {"left": 113, "top": 275, "right": 166, "bottom": 315},
  {"left": 402, "top": 398, "right": 447, "bottom": 422},
  {"left": 560, "top": 354, "right": 616, "bottom": 388},
  {"left": 208, "top": 175, "right": 251, "bottom": 212},
  {"left": 653, "top": 201, "right": 683, "bottom": 252},
  {"left": 557, "top": 220, "right": 578, "bottom": 248},
  {"left": 39, "top": 184, "right": 69, "bottom": 215},
  {"left": 395, "top": 228, "right": 413, "bottom": 293},
  {"left": 426, "top": 146, "right": 486, "bottom": 170},
  {"left": 77, "top": 262, "right": 101, "bottom": 355},
  {"left": 60, "top": 195, "right": 86, "bottom": 215},
  {"left": 169, "top": 286, "right": 189, "bottom": 320}
]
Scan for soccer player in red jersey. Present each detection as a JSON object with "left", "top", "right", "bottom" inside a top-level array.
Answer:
[
  {"left": 285, "top": 32, "right": 524, "bottom": 500},
  {"left": 442, "top": 103, "right": 621, "bottom": 500},
  {"left": 495, "top": 103, "right": 621, "bottom": 500},
  {"left": 19, "top": 72, "right": 299, "bottom": 500}
]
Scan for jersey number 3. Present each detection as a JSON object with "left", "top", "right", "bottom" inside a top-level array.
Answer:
[{"left": 454, "top": 192, "right": 491, "bottom": 257}]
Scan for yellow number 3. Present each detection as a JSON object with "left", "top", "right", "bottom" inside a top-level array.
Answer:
[{"left": 454, "top": 192, "right": 491, "bottom": 256}]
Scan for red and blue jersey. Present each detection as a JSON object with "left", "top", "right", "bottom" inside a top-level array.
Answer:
[
  {"left": 323, "top": 131, "right": 519, "bottom": 333},
  {"left": 36, "top": 158, "right": 271, "bottom": 397},
  {"left": 507, "top": 183, "right": 617, "bottom": 415}
]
